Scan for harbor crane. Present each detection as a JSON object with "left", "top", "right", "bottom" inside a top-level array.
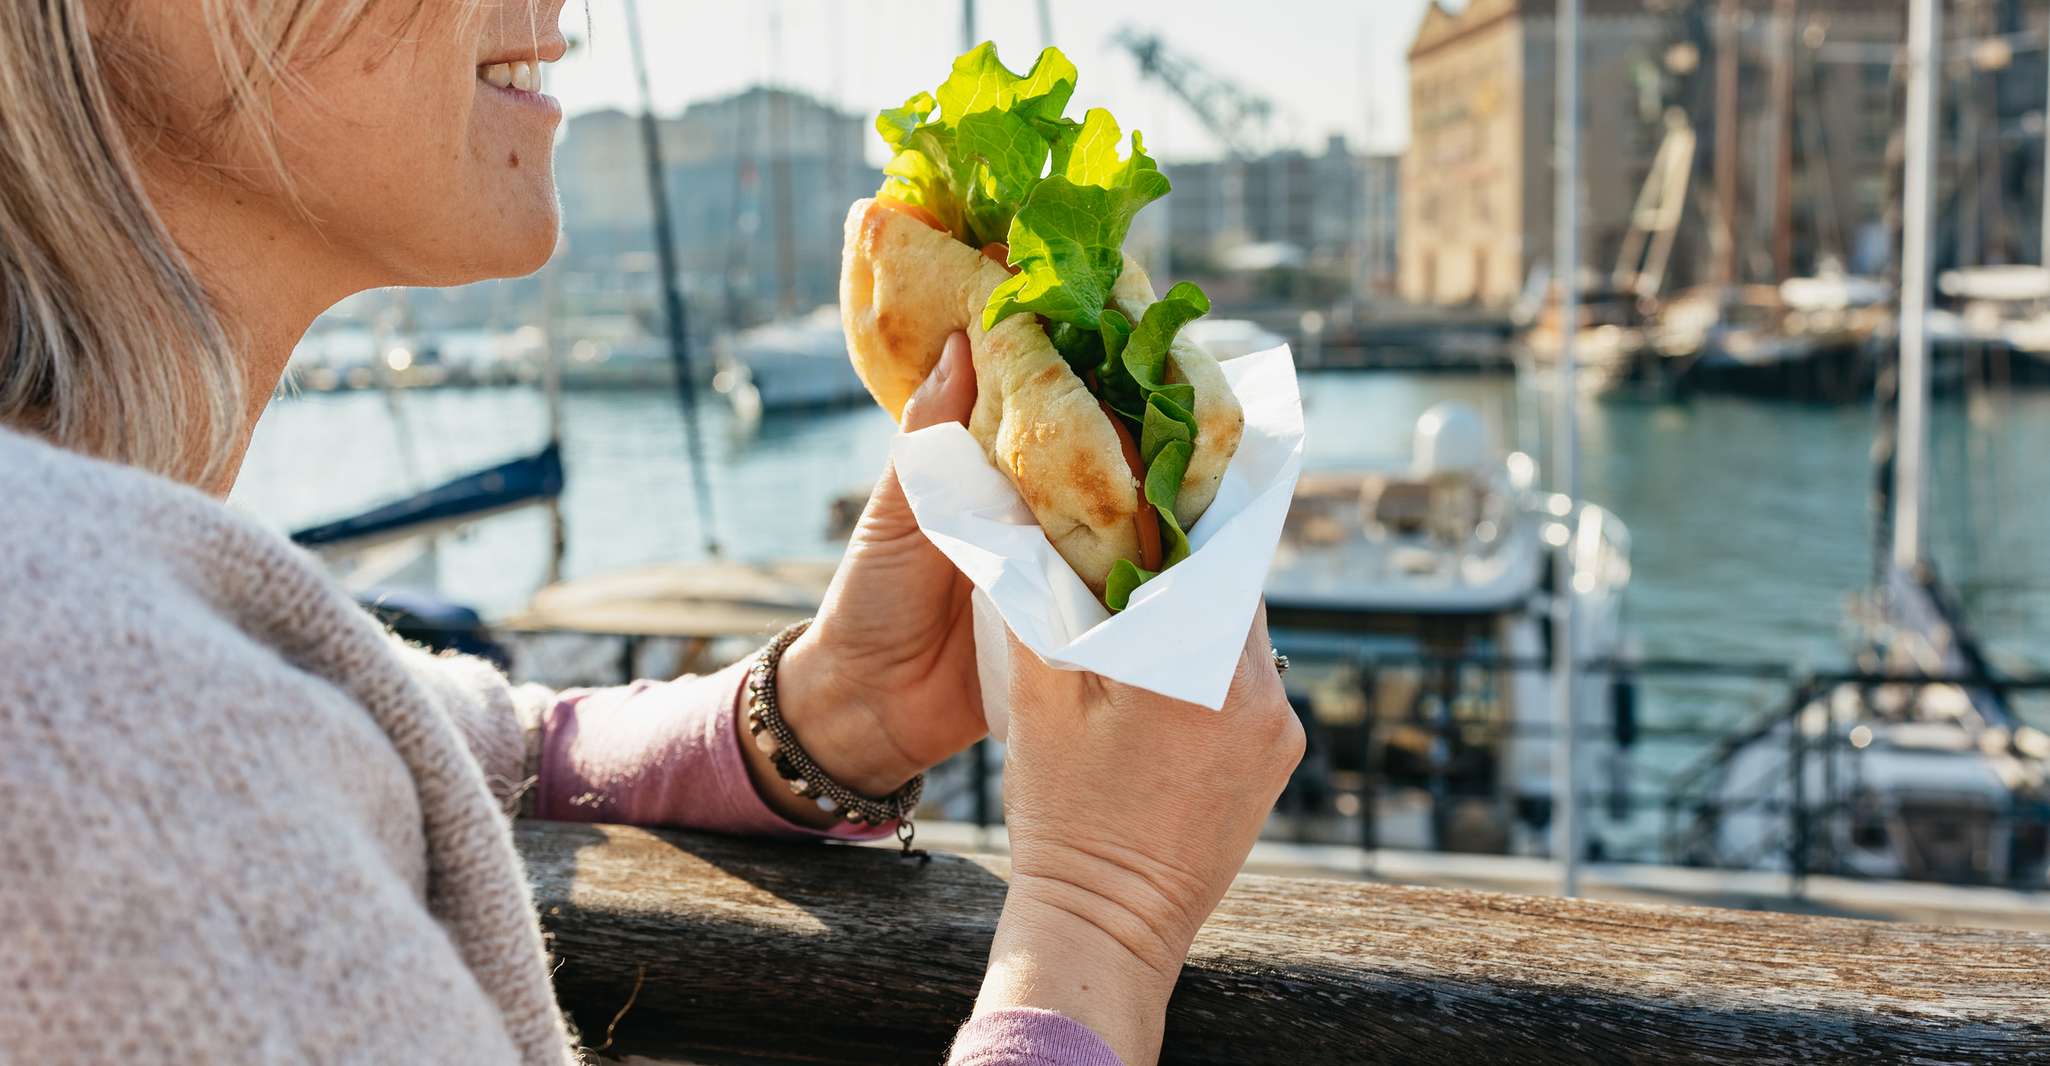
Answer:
[{"left": 1111, "top": 28, "right": 1276, "bottom": 159}]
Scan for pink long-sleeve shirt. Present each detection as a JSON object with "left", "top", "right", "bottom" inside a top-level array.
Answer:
[{"left": 532, "top": 661, "right": 1123, "bottom": 1066}]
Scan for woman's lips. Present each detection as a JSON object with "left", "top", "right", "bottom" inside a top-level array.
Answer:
[
  {"left": 479, "top": 61, "right": 543, "bottom": 92},
  {"left": 477, "top": 61, "right": 562, "bottom": 122}
]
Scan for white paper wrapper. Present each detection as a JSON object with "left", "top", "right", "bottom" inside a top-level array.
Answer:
[{"left": 892, "top": 345, "right": 1305, "bottom": 736}]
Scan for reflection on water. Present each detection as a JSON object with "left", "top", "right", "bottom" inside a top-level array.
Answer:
[{"left": 234, "top": 370, "right": 2050, "bottom": 741}]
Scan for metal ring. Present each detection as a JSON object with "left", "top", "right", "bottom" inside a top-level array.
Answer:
[{"left": 1271, "top": 648, "right": 1290, "bottom": 675}]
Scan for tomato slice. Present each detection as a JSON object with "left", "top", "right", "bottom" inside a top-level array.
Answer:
[
  {"left": 981, "top": 242, "right": 1017, "bottom": 273},
  {"left": 1097, "top": 399, "right": 1162, "bottom": 571},
  {"left": 877, "top": 197, "right": 946, "bottom": 233}
]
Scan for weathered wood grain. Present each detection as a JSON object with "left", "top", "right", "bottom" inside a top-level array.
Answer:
[{"left": 517, "top": 821, "right": 2050, "bottom": 1065}]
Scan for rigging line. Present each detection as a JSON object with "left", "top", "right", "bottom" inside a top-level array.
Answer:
[
  {"left": 769, "top": 4, "right": 798, "bottom": 317},
  {"left": 623, "top": 0, "right": 722, "bottom": 558},
  {"left": 1797, "top": 29, "right": 1847, "bottom": 266},
  {"left": 1552, "top": 0, "right": 1584, "bottom": 901},
  {"left": 539, "top": 26, "right": 567, "bottom": 582},
  {"left": 375, "top": 293, "right": 426, "bottom": 495}
]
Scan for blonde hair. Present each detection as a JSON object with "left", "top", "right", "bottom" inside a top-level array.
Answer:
[{"left": 0, "top": 0, "right": 400, "bottom": 487}]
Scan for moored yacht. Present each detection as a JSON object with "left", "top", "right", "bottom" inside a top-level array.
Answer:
[{"left": 1267, "top": 402, "right": 1641, "bottom": 859}]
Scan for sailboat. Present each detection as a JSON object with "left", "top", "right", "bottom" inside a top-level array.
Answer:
[
  {"left": 1931, "top": 264, "right": 2050, "bottom": 384},
  {"left": 1663, "top": 1, "right": 2050, "bottom": 887},
  {"left": 712, "top": 306, "right": 871, "bottom": 419}
]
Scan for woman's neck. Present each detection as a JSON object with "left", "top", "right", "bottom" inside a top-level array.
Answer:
[{"left": 151, "top": 173, "right": 364, "bottom": 498}]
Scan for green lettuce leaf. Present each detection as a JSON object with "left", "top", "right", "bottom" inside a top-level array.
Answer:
[
  {"left": 1099, "top": 307, "right": 1133, "bottom": 365},
  {"left": 876, "top": 90, "right": 973, "bottom": 236},
  {"left": 876, "top": 91, "right": 935, "bottom": 153},
  {"left": 936, "top": 43, "right": 1078, "bottom": 126},
  {"left": 981, "top": 110, "right": 1171, "bottom": 332},
  {"left": 1104, "top": 560, "right": 1155, "bottom": 612},
  {"left": 879, "top": 145, "right": 958, "bottom": 234},
  {"left": 1117, "top": 282, "right": 1210, "bottom": 390},
  {"left": 956, "top": 110, "right": 1050, "bottom": 245},
  {"left": 1102, "top": 436, "right": 1194, "bottom": 612},
  {"left": 1064, "top": 108, "right": 1155, "bottom": 186},
  {"left": 1098, "top": 281, "right": 1210, "bottom": 611},
  {"left": 1146, "top": 439, "right": 1194, "bottom": 567},
  {"left": 1139, "top": 395, "right": 1193, "bottom": 468},
  {"left": 875, "top": 44, "right": 1080, "bottom": 248}
]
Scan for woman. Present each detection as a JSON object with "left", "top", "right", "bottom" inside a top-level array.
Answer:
[{"left": 0, "top": 2, "right": 1303, "bottom": 1064}]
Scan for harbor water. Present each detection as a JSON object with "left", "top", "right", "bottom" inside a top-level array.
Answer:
[{"left": 234, "top": 370, "right": 2050, "bottom": 781}]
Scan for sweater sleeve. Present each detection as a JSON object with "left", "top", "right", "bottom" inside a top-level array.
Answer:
[
  {"left": 530, "top": 659, "right": 890, "bottom": 839},
  {"left": 395, "top": 642, "right": 888, "bottom": 839},
  {"left": 947, "top": 1009, "right": 1125, "bottom": 1066},
  {"left": 388, "top": 638, "right": 554, "bottom": 816}
]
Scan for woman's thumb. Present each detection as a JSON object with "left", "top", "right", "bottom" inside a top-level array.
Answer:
[{"left": 900, "top": 332, "right": 974, "bottom": 431}]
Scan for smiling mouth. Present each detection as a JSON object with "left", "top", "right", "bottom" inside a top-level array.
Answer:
[{"left": 479, "top": 60, "right": 545, "bottom": 93}]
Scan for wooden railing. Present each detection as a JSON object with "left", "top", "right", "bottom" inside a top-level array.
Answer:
[{"left": 517, "top": 822, "right": 2050, "bottom": 1065}]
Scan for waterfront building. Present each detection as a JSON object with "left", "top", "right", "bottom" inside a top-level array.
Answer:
[
  {"left": 1360, "top": 153, "right": 1403, "bottom": 297},
  {"left": 1161, "top": 136, "right": 1400, "bottom": 300},
  {"left": 555, "top": 88, "right": 880, "bottom": 327},
  {"left": 1400, "top": 0, "right": 1921, "bottom": 308}
]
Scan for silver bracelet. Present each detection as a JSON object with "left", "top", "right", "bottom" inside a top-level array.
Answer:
[{"left": 744, "top": 619, "right": 926, "bottom": 856}]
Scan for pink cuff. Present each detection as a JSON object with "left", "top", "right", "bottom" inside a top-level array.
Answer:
[
  {"left": 947, "top": 1009, "right": 1124, "bottom": 1066},
  {"left": 534, "top": 658, "right": 892, "bottom": 841}
]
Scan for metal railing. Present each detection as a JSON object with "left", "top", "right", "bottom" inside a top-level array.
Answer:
[
  {"left": 930, "top": 651, "right": 2050, "bottom": 891},
  {"left": 380, "top": 607, "right": 2050, "bottom": 891}
]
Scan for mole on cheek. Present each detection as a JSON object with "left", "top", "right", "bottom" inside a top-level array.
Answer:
[{"left": 508, "top": 151, "right": 521, "bottom": 169}]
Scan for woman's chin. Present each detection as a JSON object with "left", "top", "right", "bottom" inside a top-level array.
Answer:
[
  {"left": 424, "top": 207, "right": 563, "bottom": 285},
  {"left": 502, "top": 221, "right": 564, "bottom": 278}
]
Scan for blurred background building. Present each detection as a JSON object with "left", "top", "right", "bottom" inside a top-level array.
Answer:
[
  {"left": 1402, "top": 0, "right": 2048, "bottom": 309},
  {"left": 1160, "top": 135, "right": 1399, "bottom": 291},
  {"left": 555, "top": 87, "right": 880, "bottom": 328}
]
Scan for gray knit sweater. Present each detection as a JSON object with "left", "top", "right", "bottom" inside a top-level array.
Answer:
[{"left": 0, "top": 426, "right": 575, "bottom": 1064}]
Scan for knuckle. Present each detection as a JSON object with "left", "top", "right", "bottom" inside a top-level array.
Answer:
[
  {"left": 1278, "top": 712, "right": 1307, "bottom": 766},
  {"left": 1248, "top": 688, "right": 1297, "bottom": 743},
  {"left": 1250, "top": 687, "right": 1305, "bottom": 773}
]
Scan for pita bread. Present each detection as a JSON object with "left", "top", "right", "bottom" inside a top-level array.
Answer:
[
  {"left": 840, "top": 197, "right": 1246, "bottom": 593},
  {"left": 839, "top": 199, "right": 987, "bottom": 420}
]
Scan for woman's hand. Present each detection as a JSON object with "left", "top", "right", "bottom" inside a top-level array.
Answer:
[
  {"left": 761, "top": 334, "right": 984, "bottom": 814},
  {"left": 974, "top": 609, "right": 1303, "bottom": 1065}
]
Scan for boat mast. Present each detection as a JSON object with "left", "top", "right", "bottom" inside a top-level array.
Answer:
[
  {"left": 540, "top": 54, "right": 568, "bottom": 584},
  {"left": 1894, "top": 0, "right": 1941, "bottom": 574},
  {"left": 1552, "top": 0, "right": 1583, "bottom": 899},
  {"left": 1770, "top": 0, "right": 1797, "bottom": 282},
  {"left": 1714, "top": 0, "right": 1741, "bottom": 288},
  {"left": 624, "top": 0, "right": 722, "bottom": 557},
  {"left": 541, "top": 247, "right": 567, "bottom": 584},
  {"left": 769, "top": 6, "right": 798, "bottom": 318}
]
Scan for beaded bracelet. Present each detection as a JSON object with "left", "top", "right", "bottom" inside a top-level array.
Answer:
[{"left": 744, "top": 619, "right": 926, "bottom": 856}]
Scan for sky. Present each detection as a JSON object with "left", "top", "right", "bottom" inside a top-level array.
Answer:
[{"left": 546, "top": 0, "right": 1435, "bottom": 163}]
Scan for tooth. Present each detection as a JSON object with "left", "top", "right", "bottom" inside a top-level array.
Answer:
[
  {"left": 482, "top": 62, "right": 514, "bottom": 89},
  {"left": 514, "top": 61, "right": 538, "bottom": 92}
]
